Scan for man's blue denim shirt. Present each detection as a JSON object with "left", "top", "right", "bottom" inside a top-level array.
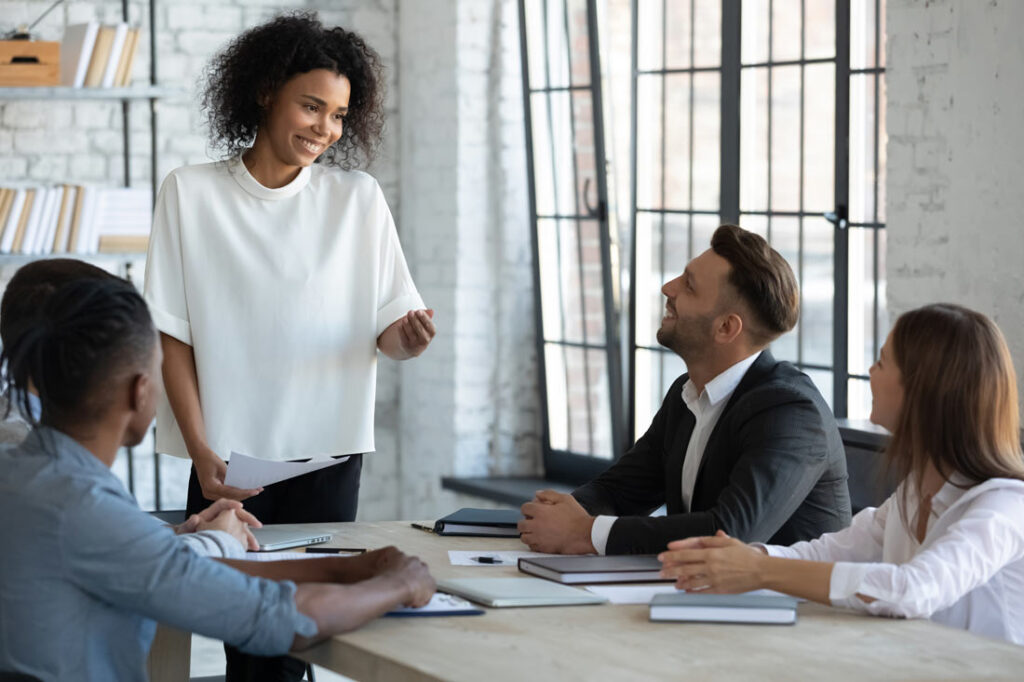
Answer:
[{"left": 0, "top": 427, "right": 316, "bottom": 681}]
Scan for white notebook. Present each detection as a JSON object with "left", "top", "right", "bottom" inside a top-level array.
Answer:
[
  {"left": 649, "top": 592, "right": 798, "bottom": 624},
  {"left": 437, "top": 577, "right": 607, "bottom": 608}
]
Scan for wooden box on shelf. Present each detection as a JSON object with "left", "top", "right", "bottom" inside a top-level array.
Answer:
[{"left": 0, "top": 41, "right": 60, "bottom": 86}]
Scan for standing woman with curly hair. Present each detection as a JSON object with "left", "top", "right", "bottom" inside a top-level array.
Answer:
[{"left": 144, "top": 13, "right": 434, "bottom": 679}]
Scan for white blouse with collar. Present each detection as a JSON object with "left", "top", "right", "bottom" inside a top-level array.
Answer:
[{"left": 763, "top": 476, "right": 1024, "bottom": 644}]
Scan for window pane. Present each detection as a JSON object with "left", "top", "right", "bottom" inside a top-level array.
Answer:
[
  {"left": 771, "top": 0, "right": 802, "bottom": 62},
  {"left": 664, "top": 0, "right": 692, "bottom": 70},
  {"left": 742, "top": 0, "right": 770, "bottom": 65},
  {"left": 537, "top": 219, "right": 606, "bottom": 344},
  {"left": 847, "top": 377, "right": 872, "bottom": 421},
  {"left": 876, "top": 227, "right": 889, "bottom": 340},
  {"left": 636, "top": 0, "right": 664, "bottom": 71},
  {"left": 740, "top": 67, "right": 769, "bottom": 211},
  {"left": 635, "top": 74, "right": 664, "bottom": 209},
  {"left": 805, "top": 368, "right": 834, "bottom": 411},
  {"left": 847, "top": 227, "right": 877, "bottom": 376},
  {"left": 803, "top": 63, "right": 835, "bottom": 212},
  {"left": 635, "top": 212, "right": 689, "bottom": 349},
  {"left": 662, "top": 74, "right": 693, "bottom": 210},
  {"left": 691, "top": 213, "right": 720, "bottom": 256},
  {"left": 770, "top": 65, "right": 801, "bottom": 211},
  {"left": 633, "top": 348, "right": 685, "bottom": 442},
  {"left": 850, "top": 0, "right": 879, "bottom": 71},
  {"left": 524, "top": 0, "right": 591, "bottom": 89},
  {"left": 691, "top": 72, "right": 721, "bottom": 210},
  {"left": 801, "top": 217, "right": 834, "bottom": 366},
  {"left": 767, "top": 216, "right": 800, "bottom": 363},
  {"left": 805, "top": 0, "right": 836, "bottom": 60},
  {"left": 877, "top": 75, "right": 887, "bottom": 222},
  {"left": 544, "top": 344, "right": 614, "bottom": 458},
  {"left": 530, "top": 92, "right": 597, "bottom": 217},
  {"left": 692, "top": 0, "right": 722, "bottom": 67}
]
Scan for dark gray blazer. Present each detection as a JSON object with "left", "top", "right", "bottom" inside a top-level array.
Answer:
[{"left": 573, "top": 351, "right": 852, "bottom": 555}]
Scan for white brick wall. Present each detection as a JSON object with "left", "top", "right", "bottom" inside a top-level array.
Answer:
[
  {"left": 1, "top": 0, "right": 541, "bottom": 518},
  {"left": 886, "top": 0, "right": 1024, "bottom": 408},
  {"left": 396, "top": 0, "right": 540, "bottom": 520}
]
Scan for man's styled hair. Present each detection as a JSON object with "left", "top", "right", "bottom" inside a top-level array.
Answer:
[
  {"left": 710, "top": 224, "right": 800, "bottom": 346},
  {"left": 0, "top": 259, "right": 116, "bottom": 349}
]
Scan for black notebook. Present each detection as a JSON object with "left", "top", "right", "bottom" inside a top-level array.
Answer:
[
  {"left": 518, "top": 554, "right": 670, "bottom": 584},
  {"left": 649, "top": 592, "right": 798, "bottom": 624},
  {"left": 433, "top": 508, "right": 523, "bottom": 537}
]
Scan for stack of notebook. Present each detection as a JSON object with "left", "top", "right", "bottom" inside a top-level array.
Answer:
[
  {"left": 432, "top": 508, "right": 522, "bottom": 537},
  {"left": 517, "top": 555, "right": 670, "bottom": 584},
  {"left": 649, "top": 592, "right": 799, "bottom": 624}
]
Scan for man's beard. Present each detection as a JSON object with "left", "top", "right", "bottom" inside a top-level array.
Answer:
[{"left": 656, "top": 310, "right": 716, "bottom": 362}]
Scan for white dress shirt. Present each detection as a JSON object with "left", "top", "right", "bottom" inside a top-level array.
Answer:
[
  {"left": 590, "top": 351, "right": 762, "bottom": 554},
  {"left": 762, "top": 475, "right": 1024, "bottom": 644}
]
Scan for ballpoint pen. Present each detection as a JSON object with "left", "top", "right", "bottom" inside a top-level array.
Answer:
[
  {"left": 410, "top": 523, "right": 435, "bottom": 533},
  {"left": 472, "top": 556, "right": 503, "bottom": 564}
]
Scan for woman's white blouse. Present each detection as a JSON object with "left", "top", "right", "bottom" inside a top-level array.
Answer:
[
  {"left": 763, "top": 477, "right": 1024, "bottom": 644},
  {"left": 144, "top": 157, "right": 424, "bottom": 461}
]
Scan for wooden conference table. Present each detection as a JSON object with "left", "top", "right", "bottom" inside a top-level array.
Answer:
[{"left": 278, "top": 521, "right": 1024, "bottom": 681}]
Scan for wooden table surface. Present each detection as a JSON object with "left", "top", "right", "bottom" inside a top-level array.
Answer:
[{"left": 283, "top": 521, "right": 1024, "bottom": 681}]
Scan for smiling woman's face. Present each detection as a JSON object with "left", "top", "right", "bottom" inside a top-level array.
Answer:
[{"left": 258, "top": 69, "right": 352, "bottom": 170}]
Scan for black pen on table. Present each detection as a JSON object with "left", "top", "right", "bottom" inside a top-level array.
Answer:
[
  {"left": 472, "top": 556, "right": 503, "bottom": 564},
  {"left": 304, "top": 547, "right": 367, "bottom": 554}
]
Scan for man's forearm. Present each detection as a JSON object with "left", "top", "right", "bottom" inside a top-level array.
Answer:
[
  {"left": 290, "top": 576, "right": 410, "bottom": 650},
  {"left": 218, "top": 557, "right": 370, "bottom": 584}
]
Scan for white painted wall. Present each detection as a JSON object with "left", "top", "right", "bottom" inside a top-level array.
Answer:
[{"left": 886, "top": 0, "right": 1024, "bottom": 405}]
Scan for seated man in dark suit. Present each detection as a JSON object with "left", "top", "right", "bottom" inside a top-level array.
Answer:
[{"left": 519, "top": 224, "right": 852, "bottom": 555}]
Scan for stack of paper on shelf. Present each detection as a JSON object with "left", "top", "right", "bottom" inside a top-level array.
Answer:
[
  {"left": 0, "top": 185, "right": 151, "bottom": 255},
  {"left": 61, "top": 21, "right": 140, "bottom": 88}
]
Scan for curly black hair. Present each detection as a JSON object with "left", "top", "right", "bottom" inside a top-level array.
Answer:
[{"left": 200, "top": 12, "right": 386, "bottom": 169}]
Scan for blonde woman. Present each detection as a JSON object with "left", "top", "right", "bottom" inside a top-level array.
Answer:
[{"left": 659, "top": 303, "right": 1024, "bottom": 644}]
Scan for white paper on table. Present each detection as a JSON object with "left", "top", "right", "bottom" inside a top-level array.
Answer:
[
  {"left": 387, "top": 593, "right": 483, "bottom": 615},
  {"left": 447, "top": 550, "right": 561, "bottom": 566},
  {"left": 584, "top": 585, "right": 803, "bottom": 605},
  {"left": 224, "top": 451, "right": 347, "bottom": 489},
  {"left": 584, "top": 584, "right": 681, "bottom": 604}
]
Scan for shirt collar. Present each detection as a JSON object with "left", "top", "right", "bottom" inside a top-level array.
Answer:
[
  {"left": 230, "top": 153, "right": 312, "bottom": 201},
  {"left": 19, "top": 425, "right": 112, "bottom": 477},
  {"left": 682, "top": 350, "right": 763, "bottom": 408}
]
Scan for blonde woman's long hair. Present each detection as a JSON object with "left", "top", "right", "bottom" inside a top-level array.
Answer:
[{"left": 887, "top": 304, "right": 1024, "bottom": 510}]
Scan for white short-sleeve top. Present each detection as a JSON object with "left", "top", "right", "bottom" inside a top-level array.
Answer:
[{"left": 143, "top": 156, "right": 424, "bottom": 462}]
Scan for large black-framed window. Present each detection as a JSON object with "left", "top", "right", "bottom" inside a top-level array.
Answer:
[
  {"left": 519, "top": 0, "right": 625, "bottom": 481},
  {"left": 521, "top": 0, "right": 886, "bottom": 475}
]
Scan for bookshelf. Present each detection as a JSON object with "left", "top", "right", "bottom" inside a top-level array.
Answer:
[
  {"left": 0, "top": 1, "right": 175, "bottom": 509},
  {"left": 0, "top": 0, "right": 173, "bottom": 267}
]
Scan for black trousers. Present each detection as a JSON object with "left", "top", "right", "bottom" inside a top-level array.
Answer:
[{"left": 185, "top": 454, "right": 363, "bottom": 682}]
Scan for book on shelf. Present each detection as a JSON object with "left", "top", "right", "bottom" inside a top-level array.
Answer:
[
  {"left": 0, "top": 189, "right": 13, "bottom": 236},
  {"left": 517, "top": 555, "right": 670, "bottom": 585},
  {"left": 100, "top": 24, "right": 129, "bottom": 89},
  {"left": 2, "top": 190, "right": 27, "bottom": 252},
  {"left": 113, "top": 28, "right": 140, "bottom": 87},
  {"left": 73, "top": 22, "right": 139, "bottom": 89},
  {"left": 649, "top": 592, "right": 799, "bottom": 625},
  {"left": 60, "top": 21, "right": 100, "bottom": 87},
  {"left": 52, "top": 186, "right": 76, "bottom": 253},
  {"left": 83, "top": 25, "right": 116, "bottom": 88},
  {"left": 0, "top": 184, "right": 151, "bottom": 256}
]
